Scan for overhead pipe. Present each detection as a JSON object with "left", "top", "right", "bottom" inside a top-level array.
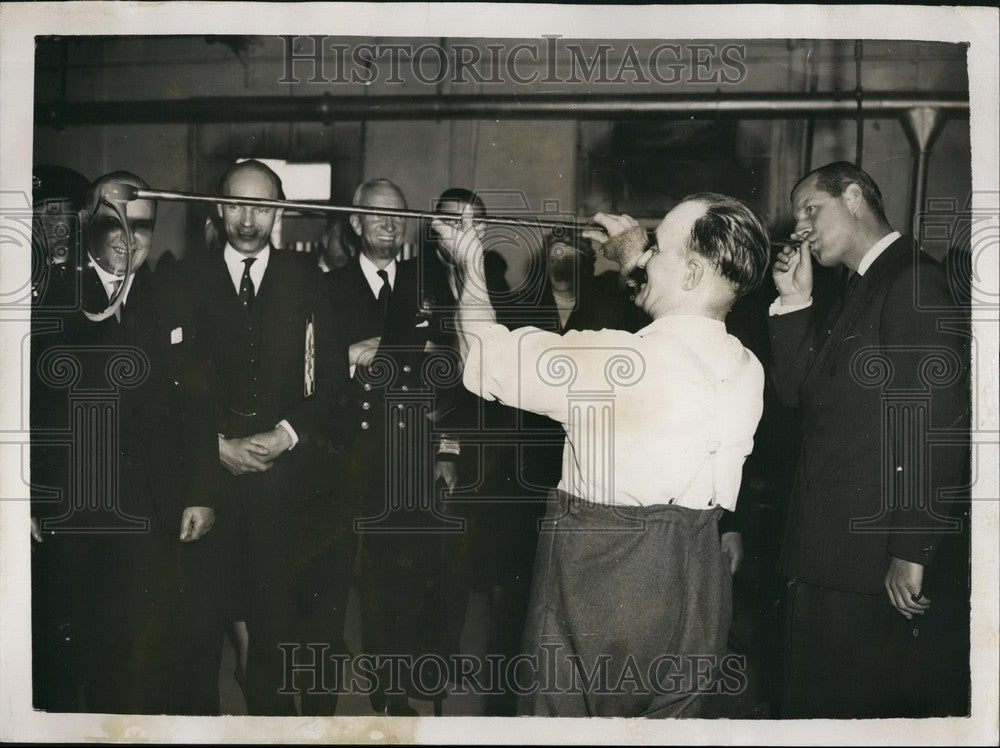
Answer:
[
  {"left": 36, "top": 91, "right": 964, "bottom": 241},
  {"left": 35, "top": 91, "right": 968, "bottom": 127}
]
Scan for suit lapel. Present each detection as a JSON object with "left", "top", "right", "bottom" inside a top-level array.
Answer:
[
  {"left": 252, "top": 251, "right": 272, "bottom": 326},
  {"left": 207, "top": 253, "right": 244, "bottom": 326},
  {"left": 390, "top": 259, "right": 416, "bottom": 315},
  {"left": 253, "top": 250, "right": 288, "bottom": 337},
  {"left": 384, "top": 259, "right": 425, "bottom": 345},
  {"left": 253, "top": 246, "right": 277, "bottom": 307},
  {"left": 79, "top": 266, "right": 122, "bottom": 344},
  {"left": 118, "top": 271, "right": 141, "bottom": 342},
  {"left": 355, "top": 257, "right": 377, "bottom": 302},
  {"left": 80, "top": 265, "right": 108, "bottom": 317},
  {"left": 835, "top": 237, "right": 911, "bottom": 338},
  {"left": 801, "top": 237, "right": 910, "bottom": 395},
  {"left": 353, "top": 257, "right": 386, "bottom": 332}
]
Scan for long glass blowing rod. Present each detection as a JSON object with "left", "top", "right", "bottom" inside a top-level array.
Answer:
[
  {"left": 106, "top": 184, "right": 581, "bottom": 231},
  {"left": 100, "top": 182, "right": 805, "bottom": 251}
]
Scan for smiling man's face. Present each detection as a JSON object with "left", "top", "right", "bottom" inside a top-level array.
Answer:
[
  {"left": 89, "top": 194, "right": 155, "bottom": 276},
  {"left": 351, "top": 183, "right": 407, "bottom": 264},
  {"left": 218, "top": 166, "right": 281, "bottom": 256}
]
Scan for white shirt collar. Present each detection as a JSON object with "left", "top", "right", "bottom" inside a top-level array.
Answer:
[
  {"left": 638, "top": 314, "right": 727, "bottom": 338},
  {"left": 359, "top": 252, "right": 396, "bottom": 299},
  {"left": 88, "top": 254, "right": 135, "bottom": 305},
  {"left": 224, "top": 243, "right": 270, "bottom": 294},
  {"left": 857, "top": 231, "right": 901, "bottom": 276}
]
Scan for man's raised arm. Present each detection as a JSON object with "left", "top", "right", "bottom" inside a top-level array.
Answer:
[{"left": 430, "top": 208, "right": 496, "bottom": 364}]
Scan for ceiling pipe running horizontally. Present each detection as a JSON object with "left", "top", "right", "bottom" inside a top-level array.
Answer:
[
  {"left": 35, "top": 91, "right": 968, "bottom": 126},
  {"left": 36, "top": 91, "right": 967, "bottom": 236}
]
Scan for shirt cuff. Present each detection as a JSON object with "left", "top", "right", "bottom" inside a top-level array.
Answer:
[
  {"left": 768, "top": 297, "right": 813, "bottom": 316},
  {"left": 276, "top": 419, "right": 299, "bottom": 450}
]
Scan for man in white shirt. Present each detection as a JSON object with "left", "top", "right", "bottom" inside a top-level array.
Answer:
[
  {"left": 769, "top": 161, "right": 970, "bottom": 717},
  {"left": 433, "top": 192, "right": 771, "bottom": 717}
]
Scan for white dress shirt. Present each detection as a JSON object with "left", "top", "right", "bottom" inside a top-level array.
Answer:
[
  {"left": 463, "top": 315, "right": 764, "bottom": 510},
  {"left": 856, "top": 231, "right": 900, "bottom": 275},
  {"left": 358, "top": 251, "right": 396, "bottom": 298},
  {"left": 89, "top": 255, "right": 135, "bottom": 306},
  {"left": 769, "top": 231, "right": 901, "bottom": 316},
  {"left": 222, "top": 243, "right": 297, "bottom": 449},
  {"left": 223, "top": 243, "right": 270, "bottom": 294}
]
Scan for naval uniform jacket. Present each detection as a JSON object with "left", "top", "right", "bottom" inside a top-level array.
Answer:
[{"left": 327, "top": 255, "right": 463, "bottom": 515}]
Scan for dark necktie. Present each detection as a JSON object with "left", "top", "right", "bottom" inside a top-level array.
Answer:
[
  {"left": 239, "top": 257, "right": 256, "bottom": 312},
  {"left": 845, "top": 269, "right": 861, "bottom": 296},
  {"left": 108, "top": 279, "right": 124, "bottom": 322},
  {"left": 377, "top": 268, "right": 391, "bottom": 318},
  {"left": 821, "top": 270, "right": 861, "bottom": 333},
  {"left": 840, "top": 270, "right": 861, "bottom": 311}
]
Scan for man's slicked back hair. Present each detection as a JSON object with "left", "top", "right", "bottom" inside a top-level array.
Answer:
[
  {"left": 792, "top": 161, "right": 887, "bottom": 221},
  {"left": 682, "top": 192, "right": 771, "bottom": 298}
]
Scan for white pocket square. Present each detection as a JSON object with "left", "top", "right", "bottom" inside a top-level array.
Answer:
[
  {"left": 170, "top": 327, "right": 183, "bottom": 344},
  {"left": 415, "top": 320, "right": 430, "bottom": 328}
]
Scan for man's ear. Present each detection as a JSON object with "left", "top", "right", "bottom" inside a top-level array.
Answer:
[
  {"left": 682, "top": 257, "right": 704, "bottom": 291},
  {"left": 844, "top": 183, "right": 864, "bottom": 215},
  {"left": 349, "top": 214, "right": 363, "bottom": 237},
  {"left": 216, "top": 204, "right": 224, "bottom": 220},
  {"left": 274, "top": 207, "right": 284, "bottom": 223}
]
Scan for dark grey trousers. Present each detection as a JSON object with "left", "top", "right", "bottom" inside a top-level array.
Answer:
[{"left": 517, "top": 491, "right": 732, "bottom": 717}]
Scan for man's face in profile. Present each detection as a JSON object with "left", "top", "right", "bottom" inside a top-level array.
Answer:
[
  {"left": 791, "top": 175, "right": 854, "bottom": 268},
  {"left": 638, "top": 199, "right": 707, "bottom": 317}
]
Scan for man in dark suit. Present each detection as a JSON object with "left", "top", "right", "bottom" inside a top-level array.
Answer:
[
  {"left": 30, "top": 171, "right": 222, "bottom": 714},
  {"left": 769, "top": 161, "right": 970, "bottom": 718},
  {"left": 184, "top": 160, "right": 348, "bottom": 715},
  {"left": 328, "top": 178, "right": 462, "bottom": 715}
]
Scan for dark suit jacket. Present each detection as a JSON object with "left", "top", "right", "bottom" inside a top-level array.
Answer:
[
  {"left": 181, "top": 249, "right": 347, "bottom": 506},
  {"left": 31, "top": 262, "right": 218, "bottom": 534},
  {"left": 768, "top": 236, "right": 970, "bottom": 594}
]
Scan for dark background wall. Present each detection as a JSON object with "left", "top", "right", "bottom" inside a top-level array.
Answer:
[{"left": 33, "top": 37, "right": 970, "bottom": 281}]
